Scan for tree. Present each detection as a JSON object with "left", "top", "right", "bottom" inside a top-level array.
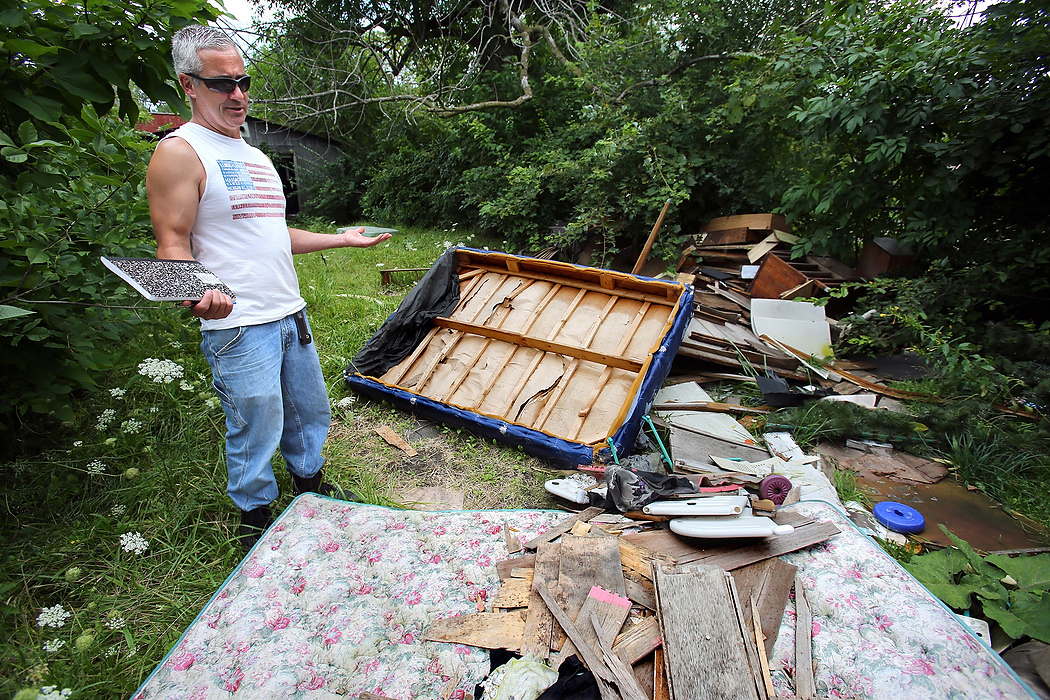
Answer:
[{"left": 0, "top": 0, "right": 222, "bottom": 431}]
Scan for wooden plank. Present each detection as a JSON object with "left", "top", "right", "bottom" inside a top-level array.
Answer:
[
  {"left": 533, "top": 295, "right": 622, "bottom": 430},
  {"left": 751, "top": 597, "right": 776, "bottom": 699},
  {"left": 731, "top": 558, "right": 798, "bottom": 658},
  {"left": 590, "top": 611, "right": 650, "bottom": 700},
  {"left": 433, "top": 317, "right": 644, "bottom": 373},
  {"left": 621, "top": 519, "right": 839, "bottom": 572},
  {"left": 374, "top": 426, "right": 418, "bottom": 456},
  {"left": 382, "top": 325, "right": 441, "bottom": 386},
  {"left": 536, "top": 584, "right": 616, "bottom": 684},
  {"left": 558, "top": 586, "right": 632, "bottom": 669},
  {"left": 520, "top": 542, "right": 562, "bottom": 659},
  {"left": 623, "top": 572, "right": 657, "bottom": 610},
  {"left": 523, "top": 507, "right": 605, "bottom": 551},
  {"left": 412, "top": 273, "right": 511, "bottom": 393},
  {"left": 496, "top": 288, "right": 589, "bottom": 417},
  {"left": 463, "top": 259, "right": 678, "bottom": 307},
  {"left": 632, "top": 199, "right": 673, "bottom": 274},
  {"left": 555, "top": 537, "right": 627, "bottom": 666},
  {"left": 653, "top": 647, "right": 671, "bottom": 700},
  {"left": 612, "top": 616, "right": 663, "bottom": 664},
  {"left": 654, "top": 564, "right": 762, "bottom": 700},
  {"left": 794, "top": 575, "right": 815, "bottom": 700},
  {"left": 492, "top": 576, "right": 533, "bottom": 609},
  {"left": 468, "top": 282, "right": 563, "bottom": 410},
  {"left": 496, "top": 553, "right": 535, "bottom": 582},
  {"left": 504, "top": 522, "right": 523, "bottom": 555},
  {"left": 423, "top": 612, "right": 525, "bottom": 650},
  {"left": 618, "top": 537, "right": 677, "bottom": 581},
  {"left": 701, "top": 213, "right": 788, "bottom": 233}
]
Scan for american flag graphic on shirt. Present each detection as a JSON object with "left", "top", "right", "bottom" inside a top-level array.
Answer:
[{"left": 217, "top": 159, "right": 286, "bottom": 220}]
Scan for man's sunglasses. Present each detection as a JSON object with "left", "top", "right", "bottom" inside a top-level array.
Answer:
[{"left": 184, "top": 73, "right": 251, "bottom": 95}]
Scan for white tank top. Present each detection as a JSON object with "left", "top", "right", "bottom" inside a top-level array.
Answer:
[{"left": 162, "top": 122, "right": 305, "bottom": 330}]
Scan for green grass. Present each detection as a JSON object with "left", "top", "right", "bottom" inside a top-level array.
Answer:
[{"left": 0, "top": 222, "right": 552, "bottom": 699}]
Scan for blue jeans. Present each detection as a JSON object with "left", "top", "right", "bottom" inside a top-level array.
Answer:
[{"left": 200, "top": 311, "right": 331, "bottom": 511}]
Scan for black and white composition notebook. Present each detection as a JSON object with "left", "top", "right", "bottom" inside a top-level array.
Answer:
[{"left": 101, "top": 256, "right": 237, "bottom": 302}]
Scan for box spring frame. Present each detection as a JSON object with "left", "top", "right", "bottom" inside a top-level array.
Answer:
[{"left": 345, "top": 248, "right": 694, "bottom": 466}]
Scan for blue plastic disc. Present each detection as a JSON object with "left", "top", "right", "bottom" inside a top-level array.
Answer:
[{"left": 873, "top": 501, "right": 926, "bottom": 534}]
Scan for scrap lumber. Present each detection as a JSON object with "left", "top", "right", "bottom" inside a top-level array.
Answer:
[
  {"left": 732, "top": 558, "right": 798, "bottom": 658},
  {"left": 612, "top": 616, "right": 663, "bottom": 664},
  {"left": 497, "top": 553, "right": 536, "bottom": 582},
  {"left": 491, "top": 575, "right": 533, "bottom": 609},
  {"left": 621, "top": 516, "right": 839, "bottom": 574},
  {"left": 557, "top": 586, "right": 632, "bottom": 669},
  {"left": 423, "top": 612, "right": 525, "bottom": 650},
  {"left": 553, "top": 535, "right": 626, "bottom": 660},
  {"left": 653, "top": 563, "right": 766, "bottom": 700},
  {"left": 653, "top": 648, "right": 671, "bottom": 700},
  {"left": 794, "top": 575, "right": 815, "bottom": 700},
  {"left": 520, "top": 542, "right": 562, "bottom": 659},
  {"left": 523, "top": 506, "right": 605, "bottom": 550},
  {"left": 751, "top": 597, "right": 776, "bottom": 698},
  {"left": 632, "top": 199, "right": 673, "bottom": 275},
  {"left": 375, "top": 425, "right": 418, "bottom": 456}
]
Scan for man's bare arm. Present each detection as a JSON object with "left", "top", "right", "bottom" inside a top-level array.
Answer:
[
  {"left": 145, "top": 138, "right": 234, "bottom": 320},
  {"left": 288, "top": 226, "right": 392, "bottom": 254}
]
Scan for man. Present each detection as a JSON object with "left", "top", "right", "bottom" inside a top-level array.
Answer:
[{"left": 146, "top": 25, "right": 390, "bottom": 547}]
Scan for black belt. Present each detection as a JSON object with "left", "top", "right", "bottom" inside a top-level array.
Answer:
[{"left": 292, "top": 309, "right": 312, "bottom": 345}]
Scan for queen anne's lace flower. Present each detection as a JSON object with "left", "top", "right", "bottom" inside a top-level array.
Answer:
[
  {"left": 120, "top": 532, "right": 149, "bottom": 555},
  {"left": 95, "top": 409, "right": 116, "bottom": 431},
  {"left": 121, "top": 419, "right": 142, "bottom": 434},
  {"left": 105, "top": 616, "right": 126, "bottom": 630},
  {"left": 137, "top": 358, "right": 184, "bottom": 384},
  {"left": 37, "top": 605, "right": 71, "bottom": 628},
  {"left": 109, "top": 388, "right": 126, "bottom": 398},
  {"left": 87, "top": 460, "right": 105, "bottom": 475},
  {"left": 37, "top": 687, "right": 73, "bottom": 699},
  {"left": 43, "top": 639, "right": 66, "bottom": 652}
]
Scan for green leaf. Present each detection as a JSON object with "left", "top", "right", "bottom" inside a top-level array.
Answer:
[
  {"left": 1, "top": 147, "right": 27, "bottom": 164},
  {"left": 986, "top": 552, "right": 1050, "bottom": 592},
  {"left": 0, "top": 305, "right": 34, "bottom": 320},
  {"left": 982, "top": 591, "right": 1050, "bottom": 643}
]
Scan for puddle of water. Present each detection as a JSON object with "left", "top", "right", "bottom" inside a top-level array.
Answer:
[{"left": 856, "top": 474, "right": 1048, "bottom": 551}]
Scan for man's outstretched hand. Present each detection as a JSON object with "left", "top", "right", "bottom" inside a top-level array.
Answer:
[
  {"left": 342, "top": 226, "right": 392, "bottom": 248},
  {"left": 186, "top": 289, "right": 234, "bottom": 320}
]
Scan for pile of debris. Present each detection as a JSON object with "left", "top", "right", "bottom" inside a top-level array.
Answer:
[{"left": 425, "top": 504, "right": 839, "bottom": 700}]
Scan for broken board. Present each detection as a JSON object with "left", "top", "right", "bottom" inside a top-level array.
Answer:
[{"left": 346, "top": 248, "right": 694, "bottom": 465}]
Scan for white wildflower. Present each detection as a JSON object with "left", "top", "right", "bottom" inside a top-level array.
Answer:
[
  {"left": 179, "top": 380, "right": 193, "bottom": 391},
  {"left": 337, "top": 396, "right": 356, "bottom": 409},
  {"left": 43, "top": 639, "right": 66, "bottom": 653},
  {"left": 121, "top": 419, "right": 142, "bottom": 435},
  {"left": 110, "top": 504, "right": 127, "bottom": 517},
  {"left": 37, "top": 605, "right": 72, "bottom": 629},
  {"left": 96, "top": 409, "right": 116, "bottom": 431},
  {"left": 105, "top": 616, "right": 126, "bottom": 630},
  {"left": 37, "top": 687, "right": 72, "bottom": 700},
  {"left": 72, "top": 441, "right": 83, "bottom": 448},
  {"left": 443, "top": 241, "right": 452, "bottom": 248},
  {"left": 137, "top": 358, "right": 184, "bottom": 384},
  {"left": 109, "top": 388, "right": 126, "bottom": 398},
  {"left": 104, "top": 647, "right": 118, "bottom": 657},
  {"left": 119, "top": 532, "right": 149, "bottom": 555},
  {"left": 205, "top": 397, "right": 220, "bottom": 410},
  {"left": 376, "top": 262, "right": 385, "bottom": 267},
  {"left": 149, "top": 407, "right": 159, "bottom": 413},
  {"left": 87, "top": 460, "right": 105, "bottom": 476}
]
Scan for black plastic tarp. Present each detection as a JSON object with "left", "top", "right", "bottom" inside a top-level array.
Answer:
[{"left": 348, "top": 248, "right": 461, "bottom": 377}]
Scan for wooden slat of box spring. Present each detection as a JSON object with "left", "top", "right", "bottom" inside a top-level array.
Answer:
[{"left": 380, "top": 251, "right": 685, "bottom": 446}]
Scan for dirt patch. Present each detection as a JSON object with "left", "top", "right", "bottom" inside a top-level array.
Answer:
[{"left": 325, "top": 398, "right": 561, "bottom": 511}]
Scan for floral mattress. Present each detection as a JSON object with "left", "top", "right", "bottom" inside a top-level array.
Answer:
[{"left": 132, "top": 495, "right": 1035, "bottom": 700}]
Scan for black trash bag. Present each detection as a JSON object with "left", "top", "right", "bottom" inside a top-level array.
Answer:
[{"left": 536, "top": 655, "right": 600, "bottom": 700}]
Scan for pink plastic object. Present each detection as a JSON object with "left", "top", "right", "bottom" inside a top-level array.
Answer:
[{"left": 759, "top": 474, "right": 793, "bottom": 505}]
